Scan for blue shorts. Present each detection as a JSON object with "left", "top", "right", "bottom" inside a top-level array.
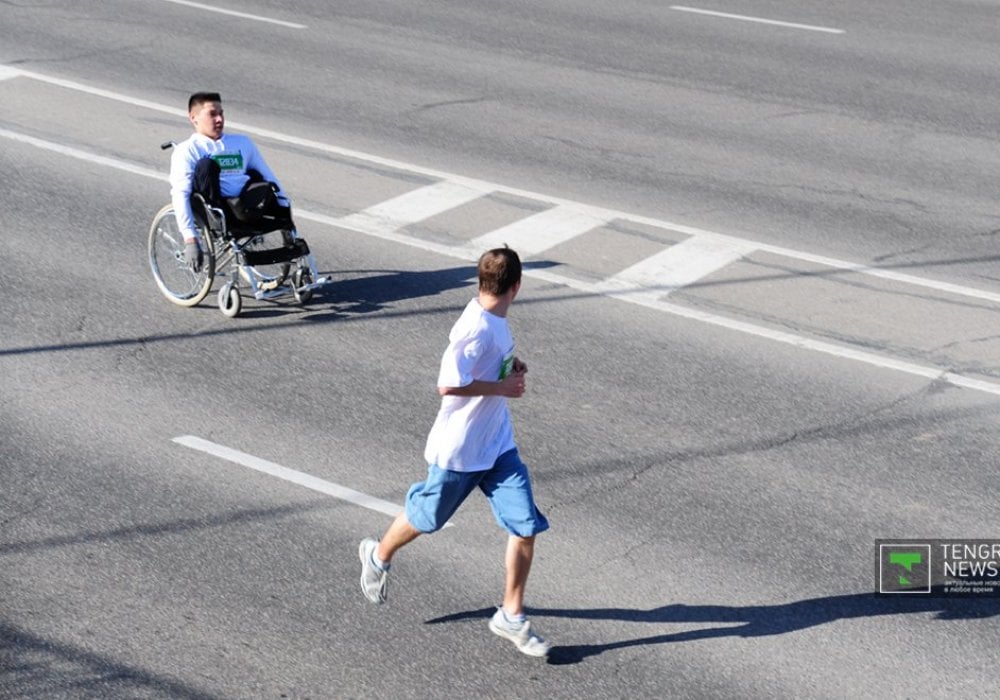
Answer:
[{"left": 405, "top": 448, "right": 549, "bottom": 537}]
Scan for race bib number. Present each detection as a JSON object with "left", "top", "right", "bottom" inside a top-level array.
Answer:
[{"left": 211, "top": 153, "right": 244, "bottom": 171}]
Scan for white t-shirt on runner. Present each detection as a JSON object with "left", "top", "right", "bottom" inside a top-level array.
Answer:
[{"left": 424, "top": 298, "right": 516, "bottom": 472}]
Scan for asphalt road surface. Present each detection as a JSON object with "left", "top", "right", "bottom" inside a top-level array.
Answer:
[{"left": 3, "top": 2, "right": 1000, "bottom": 698}]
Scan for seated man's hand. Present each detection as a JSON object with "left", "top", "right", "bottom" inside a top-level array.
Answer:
[{"left": 184, "top": 240, "right": 203, "bottom": 272}]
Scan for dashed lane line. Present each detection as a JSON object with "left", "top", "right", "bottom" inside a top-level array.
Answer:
[
  {"left": 172, "top": 435, "right": 456, "bottom": 524},
  {"left": 156, "top": 0, "right": 306, "bottom": 29},
  {"left": 669, "top": 6, "right": 845, "bottom": 34}
]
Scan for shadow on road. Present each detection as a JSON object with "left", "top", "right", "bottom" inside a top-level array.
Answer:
[
  {"left": 0, "top": 261, "right": 561, "bottom": 357},
  {"left": 425, "top": 591, "right": 1000, "bottom": 665},
  {"left": 303, "top": 259, "right": 559, "bottom": 319},
  {"left": 0, "top": 620, "right": 219, "bottom": 699}
]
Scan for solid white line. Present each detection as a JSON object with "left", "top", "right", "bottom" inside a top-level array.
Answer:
[
  {"left": 157, "top": 0, "right": 306, "bottom": 29},
  {"left": 670, "top": 6, "right": 845, "bottom": 34},
  {"left": 468, "top": 206, "right": 610, "bottom": 256},
  {"left": 337, "top": 180, "right": 487, "bottom": 236},
  {"left": 0, "top": 66, "right": 19, "bottom": 81},
  {"left": 529, "top": 266, "right": 1000, "bottom": 398},
  {"left": 0, "top": 127, "right": 169, "bottom": 181},
  {"left": 5, "top": 124, "right": 1000, "bottom": 397},
  {"left": 602, "top": 233, "right": 758, "bottom": 298},
  {"left": 751, "top": 242, "right": 1000, "bottom": 303},
  {"left": 172, "top": 435, "right": 412, "bottom": 520}
]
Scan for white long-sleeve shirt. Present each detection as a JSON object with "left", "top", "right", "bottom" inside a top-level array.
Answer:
[{"left": 169, "top": 132, "right": 287, "bottom": 241}]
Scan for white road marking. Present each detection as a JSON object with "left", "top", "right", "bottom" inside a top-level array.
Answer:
[
  {"left": 468, "top": 206, "right": 610, "bottom": 256},
  {"left": 600, "top": 232, "right": 757, "bottom": 299},
  {"left": 0, "top": 66, "right": 20, "bottom": 81},
  {"left": 336, "top": 180, "right": 486, "bottom": 236},
  {"left": 4, "top": 76, "right": 1000, "bottom": 396},
  {"left": 14, "top": 65, "right": 985, "bottom": 305},
  {"left": 670, "top": 6, "right": 845, "bottom": 34},
  {"left": 0, "top": 127, "right": 169, "bottom": 181},
  {"left": 748, "top": 242, "right": 1000, "bottom": 303},
  {"left": 530, "top": 265, "right": 1000, "bottom": 398},
  {"left": 157, "top": 0, "right": 306, "bottom": 29},
  {"left": 172, "top": 435, "right": 435, "bottom": 522}
]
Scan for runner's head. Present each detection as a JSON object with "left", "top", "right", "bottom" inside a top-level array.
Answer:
[{"left": 478, "top": 246, "right": 522, "bottom": 297}]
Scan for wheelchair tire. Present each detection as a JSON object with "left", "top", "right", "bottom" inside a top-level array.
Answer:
[
  {"left": 293, "top": 267, "right": 314, "bottom": 305},
  {"left": 218, "top": 282, "right": 242, "bottom": 318},
  {"left": 148, "top": 204, "right": 215, "bottom": 306}
]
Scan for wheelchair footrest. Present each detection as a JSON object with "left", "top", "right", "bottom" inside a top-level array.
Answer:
[{"left": 241, "top": 239, "right": 310, "bottom": 266}]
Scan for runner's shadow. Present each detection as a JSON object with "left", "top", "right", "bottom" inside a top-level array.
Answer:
[{"left": 424, "top": 591, "right": 1000, "bottom": 665}]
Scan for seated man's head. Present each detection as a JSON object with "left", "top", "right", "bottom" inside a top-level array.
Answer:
[{"left": 188, "top": 92, "right": 224, "bottom": 140}]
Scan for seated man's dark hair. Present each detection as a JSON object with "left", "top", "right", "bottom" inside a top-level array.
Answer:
[{"left": 188, "top": 92, "right": 222, "bottom": 112}]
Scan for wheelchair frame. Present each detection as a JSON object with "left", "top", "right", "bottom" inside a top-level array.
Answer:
[{"left": 148, "top": 151, "right": 331, "bottom": 317}]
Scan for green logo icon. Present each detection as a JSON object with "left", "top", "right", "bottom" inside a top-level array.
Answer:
[
  {"left": 889, "top": 551, "right": 922, "bottom": 586},
  {"left": 879, "top": 543, "right": 931, "bottom": 594}
]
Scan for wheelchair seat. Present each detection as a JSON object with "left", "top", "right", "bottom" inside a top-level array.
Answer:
[{"left": 190, "top": 193, "right": 292, "bottom": 239}]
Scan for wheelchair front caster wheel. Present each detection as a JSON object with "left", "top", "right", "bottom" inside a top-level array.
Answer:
[
  {"left": 293, "top": 268, "right": 314, "bottom": 305},
  {"left": 218, "top": 283, "right": 242, "bottom": 318}
]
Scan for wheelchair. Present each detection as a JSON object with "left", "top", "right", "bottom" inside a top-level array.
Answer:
[{"left": 148, "top": 146, "right": 331, "bottom": 318}]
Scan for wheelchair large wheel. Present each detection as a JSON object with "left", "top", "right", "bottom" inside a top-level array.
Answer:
[{"left": 148, "top": 205, "right": 215, "bottom": 306}]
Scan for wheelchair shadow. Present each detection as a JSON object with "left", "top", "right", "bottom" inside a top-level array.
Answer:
[
  {"left": 212, "top": 260, "right": 562, "bottom": 319},
  {"left": 319, "top": 265, "right": 478, "bottom": 315},
  {"left": 298, "top": 260, "right": 560, "bottom": 319},
  {"left": 424, "top": 590, "right": 1000, "bottom": 665},
  {"left": 205, "top": 265, "right": 476, "bottom": 320}
]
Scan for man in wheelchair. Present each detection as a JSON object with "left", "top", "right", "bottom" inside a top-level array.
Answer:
[{"left": 169, "top": 91, "right": 293, "bottom": 272}]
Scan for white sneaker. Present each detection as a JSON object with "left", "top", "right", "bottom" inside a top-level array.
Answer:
[
  {"left": 359, "top": 537, "right": 388, "bottom": 604},
  {"left": 488, "top": 608, "right": 551, "bottom": 657}
]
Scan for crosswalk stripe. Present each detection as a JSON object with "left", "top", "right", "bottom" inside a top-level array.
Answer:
[
  {"left": 467, "top": 205, "right": 610, "bottom": 256},
  {"left": 600, "top": 233, "right": 758, "bottom": 299},
  {"left": 335, "top": 180, "right": 485, "bottom": 236}
]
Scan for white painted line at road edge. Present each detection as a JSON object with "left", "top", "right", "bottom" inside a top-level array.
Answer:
[
  {"left": 670, "top": 6, "right": 845, "bottom": 34},
  {"left": 0, "top": 127, "right": 168, "bottom": 181},
  {"left": 5, "top": 125, "right": 1000, "bottom": 398},
  {"left": 530, "top": 266, "right": 1000, "bottom": 398},
  {"left": 0, "top": 66, "right": 19, "bottom": 81},
  {"left": 157, "top": 0, "right": 306, "bottom": 29},
  {"left": 172, "top": 435, "right": 444, "bottom": 523}
]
